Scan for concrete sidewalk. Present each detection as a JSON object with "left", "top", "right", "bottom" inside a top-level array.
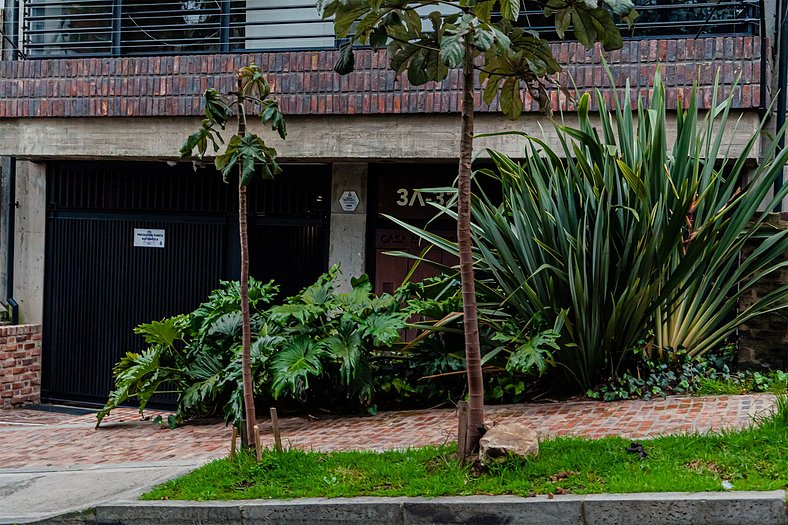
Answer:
[
  {"left": 0, "top": 394, "right": 779, "bottom": 523},
  {"left": 0, "top": 461, "right": 200, "bottom": 524}
]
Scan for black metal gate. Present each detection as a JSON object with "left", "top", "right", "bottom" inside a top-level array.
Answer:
[{"left": 43, "top": 161, "right": 330, "bottom": 405}]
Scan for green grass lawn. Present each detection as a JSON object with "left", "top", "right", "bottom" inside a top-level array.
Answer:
[{"left": 143, "top": 403, "right": 787, "bottom": 501}]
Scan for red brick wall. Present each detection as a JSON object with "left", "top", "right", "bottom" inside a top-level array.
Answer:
[
  {"left": 738, "top": 213, "right": 788, "bottom": 370},
  {"left": 0, "top": 36, "right": 764, "bottom": 118},
  {"left": 0, "top": 325, "right": 42, "bottom": 408}
]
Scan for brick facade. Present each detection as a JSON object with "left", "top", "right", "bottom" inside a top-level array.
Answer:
[
  {"left": 738, "top": 213, "right": 788, "bottom": 370},
  {"left": 0, "top": 324, "right": 42, "bottom": 408},
  {"left": 0, "top": 36, "right": 763, "bottom": 119}
]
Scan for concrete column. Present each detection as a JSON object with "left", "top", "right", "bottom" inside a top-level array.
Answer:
[
  {"left": 0, "top": 157, "right": 9, "bottom": 300},
  {"left": 13, "top": 160, "right": 46, "bottom": 325},
  {"left": 329, "top": 162, "right": 368, "bottom": 292}
]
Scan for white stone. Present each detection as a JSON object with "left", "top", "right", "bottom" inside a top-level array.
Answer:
[{"left": 479, "top": 422, "right": 539, "bottom": 464}]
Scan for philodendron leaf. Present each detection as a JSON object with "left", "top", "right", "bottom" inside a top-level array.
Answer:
[{"left": 335, "top": 40, "right": 356, "bottom": 75}]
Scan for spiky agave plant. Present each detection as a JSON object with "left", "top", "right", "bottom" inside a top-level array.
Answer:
[{"left": 390, "top": 70, "right": 788, "bottom": 388}]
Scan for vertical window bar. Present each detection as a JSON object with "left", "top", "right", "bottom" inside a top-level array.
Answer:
[
  {"left": 220, "top": 0, "right": 230, "bottom": 53},
  {"left": 112, "top": 0, "right": 122, "bottom": 56}
]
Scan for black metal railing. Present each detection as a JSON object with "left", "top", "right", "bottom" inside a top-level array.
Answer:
[{"left": 18, "top": 0, "right": 761, "bottom": 58}]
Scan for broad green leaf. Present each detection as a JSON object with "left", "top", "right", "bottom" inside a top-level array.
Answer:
[
  {"left": 571, "top": 7, "right": 596, "bottom": 48},
  {"left": 439, "top": 30, "right": 465, "bottom": 69},
  {"left": 474, "top": 27, "right": 495, "bottom": 51},
  {"left": 369, "top": 25, "right": 388, "bottom": 49},
  {"left": 499, "top": 78, "right": 523, "bottom": 120},
  {"left": 554, "top": 7, "right": 572, "bottom": 38},
  {"left": 499, "top": 0, "right": 521, "bottom": 21},
  {"left": 334, "top": 40, "right": 356, "bottom": 75},
  {"left": 335, "top": 3, "right": 369, "bottom": 37},
  {"left": 589, "top": 7, "right": 623, "bottom": 51},
  {"left": 407, "top": 49, "right": 434, "bottom": 85},
  {"left": 389, "top": 41, "right": 423, "bottom": 77},
  {"left": 473, "top": 1, "right": 493, "bottom": 23}
]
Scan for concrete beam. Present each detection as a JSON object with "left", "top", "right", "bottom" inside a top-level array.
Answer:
[
  {"left": 329, "top": 163, "right": 367, "bottom": 292},
  {"left": 0, "top": 112, "right": 763, "bottom": 162},
  {"left": 13, "top": 160, "right": 46, "bottom": 325}
]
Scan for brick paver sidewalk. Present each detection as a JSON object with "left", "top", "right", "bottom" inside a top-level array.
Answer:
[{"left": 0, "top": 394, "right": 776, "bottom": 469}]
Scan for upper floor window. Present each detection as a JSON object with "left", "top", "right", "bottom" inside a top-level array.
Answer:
[
  {"left": 23, "top": 0, "right": 335, "bottom": 56},
  {"left": 20, "top": 0, "right": 760, "bottom": 58}
]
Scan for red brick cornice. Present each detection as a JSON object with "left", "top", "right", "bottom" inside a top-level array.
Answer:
[{"left": 0, "top": 37, "right": 764, "bottom": 118}]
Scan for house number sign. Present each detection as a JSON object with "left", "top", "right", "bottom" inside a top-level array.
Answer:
[
  {"left": 133, "top": 228, "right": 165, "bottom": 248},
  {"left": 340, "top": 191, "right": 360, "bottom": 212}
]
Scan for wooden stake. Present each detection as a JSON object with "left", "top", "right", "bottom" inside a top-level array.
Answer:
[
  {"left": 253, "top": 424, "right": 262, "bottom": 462},
  {"left": 230, "top": 426, "right": 238, "bottom": 462},
  {"left": 457, "top": 401, "right": 469, "bottom": 463},
  {"left": 270, "top": 407, "right": 282, "bottom": 452}
]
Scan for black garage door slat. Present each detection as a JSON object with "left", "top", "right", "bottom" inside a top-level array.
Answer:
[{"left": 42, "top": 161, "right": 330, "bottom": 406}]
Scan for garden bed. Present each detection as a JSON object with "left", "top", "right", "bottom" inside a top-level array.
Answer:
[{"left": 143, "top": 405, "right": 787, "bottom": 501}]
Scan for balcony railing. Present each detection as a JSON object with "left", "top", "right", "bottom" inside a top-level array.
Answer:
[{"left": 17, "top": 0, "right": 761, "bottom": 58}]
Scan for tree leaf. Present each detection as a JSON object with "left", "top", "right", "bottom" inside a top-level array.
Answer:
[
  {"left": 499, "top": 0, "right": 521, "bottom": 22},
  {"left": 588, "top": 7, "right": 623, "bottom": 51},
  {"left": 261, "top": 99, "right": 287, "bottom": 139},
  {"left": 571, "top": 7, "right": 596, "bottom": 48},
  {"left": 474, "top": 27, "right": 495, "bottom": 52},
  {"left": 407, "top": 49, "right": 433, "bottom": 85},
  {"left": 499, "top": 77, "right": 523, "bottom": 120},
  {"left": 389, "top": 41, "right": 423, "bottom": 77},
  {"left": 473, "top": 1, "right": 493, "bottom": 23},
  {"left": 204, "top": 88, "right": 231, "bottom": 128},
  {"left": 334, "top": 40, "right": 356, "bottom": 75},
  {"left": 334, "top": 2, "right": 369, "bottom": 37},
  {"left": 554, "top": 7, "right": 572, "bottom": 39},
  {"left": 369, "top": 25, "right": 388, "bottom": 49},
  {"left": 439, "top": 30, "right": 465, "bottom": 69}
]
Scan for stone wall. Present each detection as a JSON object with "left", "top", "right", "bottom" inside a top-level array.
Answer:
[
  {"left": 738, "top": 213, "right": 788, "bottom": 370},
  {"left": 0, "top": 324, "right": 41, "bottom": 407}
]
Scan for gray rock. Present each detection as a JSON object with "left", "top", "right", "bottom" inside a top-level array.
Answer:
[{"left": 479, "top": 422, "right": 539, "bottom": 464}]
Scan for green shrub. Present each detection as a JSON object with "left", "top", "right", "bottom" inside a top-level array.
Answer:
[
  {"left": 98, "top": 268, "right": 568, "bottom": 426},
  {"left": 392, "top": 71, "right": 788, "bottom": 389},
  {"left": 97, "top": 267, "right": 407, "bottom": 428}
]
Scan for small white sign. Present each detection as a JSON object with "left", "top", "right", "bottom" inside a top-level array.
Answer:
[
  {"left": 340, "top": 190, "right": 360, "bottom": 212},
  {"left": 134, "top": 228, "right": 165, "bottom": 248}
]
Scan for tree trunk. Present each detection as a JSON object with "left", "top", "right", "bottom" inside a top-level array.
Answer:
[
  {"left": 457, "top": 38, "right": 484, "bottom": 460},
  {"left": 237, "top": 79, "right": 257, "bottom": 447}
]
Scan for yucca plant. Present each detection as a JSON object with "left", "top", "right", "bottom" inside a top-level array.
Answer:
[{"left": 390, "top": 70, "right": 788, "bottom": 388}]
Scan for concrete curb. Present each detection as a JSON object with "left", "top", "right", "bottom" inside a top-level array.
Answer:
[{"left": 95, "top": 491, "right": 788, "bottom": 525}]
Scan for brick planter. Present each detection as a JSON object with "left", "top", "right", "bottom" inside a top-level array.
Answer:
[{"left": 0, "top": 324, "right": 42, "bottom": 408}]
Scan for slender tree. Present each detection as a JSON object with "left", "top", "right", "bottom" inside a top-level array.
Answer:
[
  {"left": 320, "top": 0, "right": 635, "bottom": 459},
  {"left": 181, "top": 64, "right": 287, "bottom": 447}
]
